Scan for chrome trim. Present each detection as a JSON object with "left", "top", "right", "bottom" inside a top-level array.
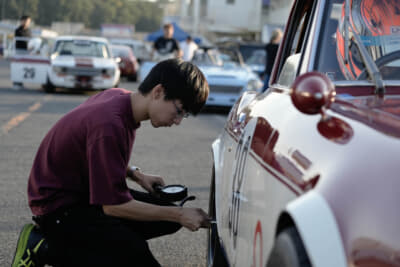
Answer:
[
  {"left": 65, "top": 67, "right": 102, "bottom": 76},
  {"left": 334, "top": 80, "right": 400, "bottom": 86},
  {"left": 271, "top": 84, "right": 291, "bottom": 91},
  {"left": 304, "top": 0, "right": 326, "bottom": 73}
]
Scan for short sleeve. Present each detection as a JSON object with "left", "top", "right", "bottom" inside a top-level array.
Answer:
[{"left": 87, "top": 131, "right": 133, "bottom": 205}]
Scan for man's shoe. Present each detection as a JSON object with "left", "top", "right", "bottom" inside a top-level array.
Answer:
[{"left": 12, "top": 223, "right": 47, "bottom": 267}]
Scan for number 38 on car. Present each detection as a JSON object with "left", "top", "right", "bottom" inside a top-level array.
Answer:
[{"left": 208, "top": 0, "right": 400, "bottom": 266}]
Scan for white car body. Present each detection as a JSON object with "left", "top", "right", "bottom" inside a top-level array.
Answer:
[
  {"left": 208, "top": 0, "right": 400, "bottom": 266},
  {"left": 47, "top": 36, "right": 120, "bottom": 90},
  {"left": 10, "top": 35, "right": 120, "bottom": 92},
  {"left": 210, "top": 95, "right": 346, "bottom": 266}
]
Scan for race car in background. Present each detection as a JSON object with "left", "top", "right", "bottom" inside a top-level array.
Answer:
[
  {"left": 110, "top": 44, "right": 139, "bottom": 81},
  {"left": 138, "top": 46, "right": 263, "bottom": 108},
  {"left": 11, "top": 35, "right": 120, "bottom": 93},
  {"left": 192, "top": 46, "right": 263, "bottom": 107}
]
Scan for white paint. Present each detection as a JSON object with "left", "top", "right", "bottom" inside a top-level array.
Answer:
[{"left": 287, "top": 191, "right": 347, "bottom": 267}]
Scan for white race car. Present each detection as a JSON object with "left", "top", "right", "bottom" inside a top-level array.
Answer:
[
  {"left": 11, "top": 35, "right": 120, "bottom": 93},
  {"left": 45, "top": 36, "right": 120, "bottom": 92}
]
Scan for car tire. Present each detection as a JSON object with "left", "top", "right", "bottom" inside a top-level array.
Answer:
[
  {"left": 42, "top": 79, "right": 55, "bottom": 93},
  {"left": 207, "top": 166, "right": 229, "bottom": 267},
  {"left": 266, "top": 227, "right": 311, "bottom": 267}
]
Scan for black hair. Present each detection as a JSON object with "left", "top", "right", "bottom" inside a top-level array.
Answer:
[
  {"left": 163, "top": 23, "right": 173, "bottom": 29},
  {"left": 20, "top": 15, "right": 30, "bottom": 21},
  {"left": 138, "top": 59, "right": 209, "bottom": 115},
  {"left": 186, "top": 36, "right": 192, "bottom": 41}
]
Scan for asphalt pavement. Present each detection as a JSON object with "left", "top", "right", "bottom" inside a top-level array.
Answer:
[{"left": 0, "top": 58, "right": 228, "bottom": 266}]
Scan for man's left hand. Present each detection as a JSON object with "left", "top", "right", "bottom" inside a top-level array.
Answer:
[{"left": 137, "top": 173, "right": 165, "bottom": 194}]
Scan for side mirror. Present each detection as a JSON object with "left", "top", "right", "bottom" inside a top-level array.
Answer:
[{"left": 290, "top": 72, "right": 336, "bottom": 115}]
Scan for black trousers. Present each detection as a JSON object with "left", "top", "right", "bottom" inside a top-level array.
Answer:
[{"left": 33, "top": 190, "right": 182, "bottom": 267}]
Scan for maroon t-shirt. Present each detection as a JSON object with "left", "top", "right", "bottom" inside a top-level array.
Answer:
[{"left": 28, "top": 88, "right": 140, "bottom": 216}]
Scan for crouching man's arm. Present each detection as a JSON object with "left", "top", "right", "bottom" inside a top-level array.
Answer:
[{"left": 103, "top": 200, "right": 210, "bottom": 231}]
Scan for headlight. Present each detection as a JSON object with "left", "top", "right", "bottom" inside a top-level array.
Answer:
[
  {"left": 246, "top": 79, "right": 263, "bottom": 92},
  {"left": 52, "top": 66, "right": 67, "bottom": 75},
  {"left": 52, "top": 66, "right": 66, "bottom": 73},
  {"left": 102, "top": 68, "right": 115, "bottom": 76}
]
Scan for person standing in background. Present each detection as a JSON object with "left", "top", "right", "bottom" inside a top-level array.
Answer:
[
  {"left": 15, "top": 15, "right": 32, "bottom": 51},
  {"left": 152, "top": 23, "right": 182, "bottom": 60},
  {"left": 263, "top": 28, "right": 283, "bottom": 92},
  {"left": 180, "top": 36, "right": 198, "bottom": 61},
  {"left": 13, "top": 15, "right": 32, "bottom": 89}
]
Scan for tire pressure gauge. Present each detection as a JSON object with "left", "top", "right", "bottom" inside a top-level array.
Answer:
[{"left": 153, "top": 184, "right": 188, "bottom": 202}]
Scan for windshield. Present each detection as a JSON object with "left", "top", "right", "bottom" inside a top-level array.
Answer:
[
  {"left": 316, "top": 0, "right": 400, "bottom": 81},
  {"left": 191, "top": 48, "right": 224, "bottom": 66},
  {"left": 246, "top": 49, "right": 266, "bottom": 66},
  {"left": 54, "top": 40, "right": 110, "bottom": 58},
  {"left": 111, "top": 47, "right": 131, "bottom": 57}
]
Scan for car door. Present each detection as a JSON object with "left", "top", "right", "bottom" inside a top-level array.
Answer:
[
  {"left": 10, "top": 37, "right": 50, "bottom": 85},
  {"left": 233, "top": 1, "right": 319, "bottom": 266}
]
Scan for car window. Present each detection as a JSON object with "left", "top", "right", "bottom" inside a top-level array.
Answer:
[
  {"left": 316, "top": 0, "right": 400, "bottom": 81},
  {"left": 277, "top": 53, "right": 301, "bottom": 86},
  {"left": 111, "top": 47, "right": 130, "bottom": 57},
  {"left": 192, "top": 49, "right": 224, "bottom": 66},
  {"left": 245, "top": 49, "right": 266, "bottom": 65},
  {"left": 276, "top": 0, "right": 314, "bottom": 87},
  {"left": 54, "top": 40, "right": 110, "bottom": 58}
]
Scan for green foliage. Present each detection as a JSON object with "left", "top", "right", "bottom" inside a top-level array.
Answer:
[{"left": 1, "top": 0, "right": 163, "bottom": 32}]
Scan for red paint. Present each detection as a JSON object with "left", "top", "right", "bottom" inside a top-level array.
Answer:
[
  {"left": 11, "top": 57, "right": 50, "bottom": 64},
  {"left": 252, "top": 220, "right": 263, "bottom": 267},
  {"left": 291, "top": 72, "right": 335, "bottom": 115},
  {"left": 74, "top": 58, "right": 94, "bottom": 68}
]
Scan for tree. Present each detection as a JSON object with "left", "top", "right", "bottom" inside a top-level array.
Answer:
[{"left": 1, "top": 0, "right": 163, "bottom": 32}]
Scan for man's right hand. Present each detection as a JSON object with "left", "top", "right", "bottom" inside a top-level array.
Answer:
[{"left": 179, "top": 208, "right": 211, "bottom": 231}]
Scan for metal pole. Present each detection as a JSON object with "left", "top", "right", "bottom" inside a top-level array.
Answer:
[
  {"left": 1, "top": 0, "right": 5, "bottom": 21},
  {"left": 193, "top": 0, "right": 200, "bottom": 35}
]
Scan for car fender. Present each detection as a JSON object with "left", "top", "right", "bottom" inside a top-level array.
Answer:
[
  {"left": 211, "top": 138, "right": 222, "bottom": 183},
  {"left": 211, "top": 137, "right": 223, "bottom": 224},
  {"left": 286, "top": 191, "right": 347, "bottom": 267}
]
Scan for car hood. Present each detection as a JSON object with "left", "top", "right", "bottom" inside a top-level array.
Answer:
[
  {"left": 198, "top": 65, "right": 258, "bottom": 82},
  {"left": 314, "top": 95, "right": 400, "bottom": 266},
  {"left": 52, "top": 56, "right": 116, "bottom": 68}
]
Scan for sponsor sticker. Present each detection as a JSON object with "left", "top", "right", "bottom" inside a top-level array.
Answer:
[{"left": 391, "top": 26, "right": 400, "bottom": 35}]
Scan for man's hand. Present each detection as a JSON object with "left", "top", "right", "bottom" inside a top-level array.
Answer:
[
  {"left": 127, "top": 166, "right": 165, "bottom": 193},
  {"left": 179, "top": 207, "right": 211, "bottom": 231},
  {"left": 137, "top": 173, "right": 165, "bottom": 194}
]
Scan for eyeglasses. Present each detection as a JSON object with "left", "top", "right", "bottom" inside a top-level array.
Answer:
[{"left": 173, "top": 101, "right": 189, "bottom": 119}]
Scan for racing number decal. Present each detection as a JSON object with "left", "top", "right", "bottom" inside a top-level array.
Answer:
[
  {"left": 23, "top": 67, "right": 35, "bottom": 79},
  {"left": 229, "top": 134, "right": 251, "bottom": 248}
]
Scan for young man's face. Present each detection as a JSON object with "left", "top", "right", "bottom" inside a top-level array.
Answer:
[{"left": 149, "top": 85, "right": 188, "bottom": 127}]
